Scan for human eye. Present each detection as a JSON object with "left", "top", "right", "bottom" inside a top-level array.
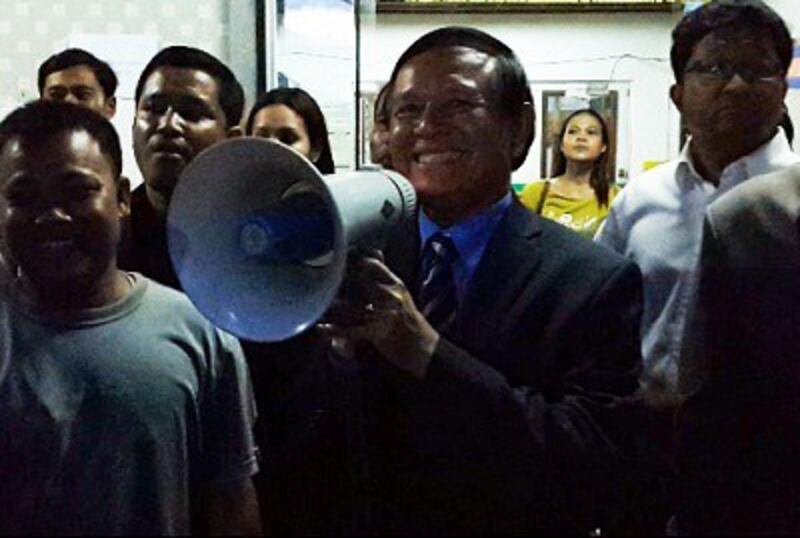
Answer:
[
  {"left": 394, "top": 102, "right": 423, "bottom": 119},
  {"left": 750, "top": 62, "right": 783, "bottom": 81},
  {"left": 46, "top": 87, "right": 68, "bottom": 101},
  {"left": 444, "top": 98, "right": 477, "bottom": 115},
  {"left": 140, "top": 96, "right": 167, "bottom": 115},
  {"left": 278, "top": 129, "right": 299, "bottom": 146},
  {"left": 75, "top": 88, "right": 95, "bottom": 102},
  {"left": 177, "top": 103, "right": 208, "bottom": 122},
  {"left": 3, "top": 180, "right": 37, "bottom": 208},
  {"left": 62, "top": 175, "right": 101, "bottom": 201},
  {"left": 706, "top": 63, "right": 730, "bottom": 79}
]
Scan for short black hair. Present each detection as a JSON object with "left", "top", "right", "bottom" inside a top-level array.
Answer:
[
  {"left": 671, "top": 0, "right": 792, "bottom": 83},
  {"left": 134, "top": 46, "right": 244, "bottom": 128},
  {"left": 374, "top": 82, "right": 391, "bottom": 126},
  {"left": 246, "top": 87, "right": 335, "bottom": 174},
  {"left": 38, "top": 48, "right": 118, "bottom": 98},
  {"left": 389, "top": 26, "right": 534, "bottom": 170},
  {"left": 0, "top": 100, "right": 122, "bottom": 180}
]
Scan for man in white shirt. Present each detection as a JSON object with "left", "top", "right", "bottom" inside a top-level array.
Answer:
[{"left": 595, "top": 0, "right": 798, "bottom": 404}]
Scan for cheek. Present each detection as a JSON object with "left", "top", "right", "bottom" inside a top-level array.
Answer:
[
  {"left": 388, "top": 130, "right": 414, "bottom": 172},
  {"left": 188, "top": 125, "right": 227, "bottom": 153},
  {"left": 295, "top": 138, "right": 312, "bottom": 160}
]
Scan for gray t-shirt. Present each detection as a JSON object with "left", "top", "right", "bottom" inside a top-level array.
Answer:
[{"left": 0, "top": 274, "right": 258, "bottom": 535}]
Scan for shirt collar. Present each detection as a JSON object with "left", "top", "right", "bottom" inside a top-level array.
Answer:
[
  {"left": 676, "top": 128, "right": 795, "bottom": 192},
  {"left": 418, "top": 191, "right": 513, "bottom": 262}
]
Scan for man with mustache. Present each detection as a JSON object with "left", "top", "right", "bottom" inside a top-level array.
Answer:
[
  {"left": 595, "top": 0, "right": 799, "bottom": 405},
  {"left": 120, "top": 46, "right": 243, "bottom": 288}
]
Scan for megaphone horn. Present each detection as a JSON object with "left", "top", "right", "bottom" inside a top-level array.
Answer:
[{"left": 167, "top": 137, "right": 416, "bottom": 342}]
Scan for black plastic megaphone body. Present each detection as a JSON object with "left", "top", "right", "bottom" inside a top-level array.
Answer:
[{"left": 167, "top": 138, "right": 417, "bottom": 342}]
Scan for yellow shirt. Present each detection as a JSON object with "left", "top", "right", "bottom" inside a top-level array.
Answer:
[{"left": 519, "top": 180, "right": 619, "bottom": 240}]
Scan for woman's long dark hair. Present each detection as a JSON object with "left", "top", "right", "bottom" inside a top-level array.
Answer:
[
  {"left": 246, "top": 87, "right": 335, "bottom": 174},
  {"left": 551, "top": 108, "right": 612, "bottom": 207}
]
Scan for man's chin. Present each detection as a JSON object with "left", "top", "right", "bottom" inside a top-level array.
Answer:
[
  {"left": 147, "top": 161, "right": 185, "bottom": 190},
  {"left": 20, "top": 262, "right": 95, "bottom": 289}
]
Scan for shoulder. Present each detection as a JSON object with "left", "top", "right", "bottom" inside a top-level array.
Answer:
[
  {"left": 515, "top": 204, "right": 638, "bottom": 282},
  {"left": 518, "top": 179, "right": 549, "bottom": 208},
  {"left": 708, "top": 164, "right": 800, "bottom": 240},
  {"left": 136, "top": 276, "right": 241, "bottom": 355},
  {"left": 609, "top": 160, "right": 680, "bottom": 212}
]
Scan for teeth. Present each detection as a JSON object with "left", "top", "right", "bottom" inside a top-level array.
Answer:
[{"left": 416, "top": 152, "right": 460, "bottom": 165}]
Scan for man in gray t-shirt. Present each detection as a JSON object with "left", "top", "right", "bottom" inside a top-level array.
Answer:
[{"left": 0, "top": 101, "right": 260, "bottom": 535}]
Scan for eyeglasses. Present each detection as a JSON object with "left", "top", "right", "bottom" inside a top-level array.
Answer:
[{"left": 684, "top": 61, "right": 785, "bottom": 86}]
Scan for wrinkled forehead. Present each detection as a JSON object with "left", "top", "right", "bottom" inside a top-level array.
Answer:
[{"left": 393, "top": 46, "right": 499, "bottom": 98}]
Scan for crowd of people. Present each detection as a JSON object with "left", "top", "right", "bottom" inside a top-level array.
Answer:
[{"left": 0, "top": 0, "right": 798, "bottom": 535}]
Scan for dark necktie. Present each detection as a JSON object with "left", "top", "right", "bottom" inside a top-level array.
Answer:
[{"left": 418, "top": 232, "right": 459, "bottom": 328}]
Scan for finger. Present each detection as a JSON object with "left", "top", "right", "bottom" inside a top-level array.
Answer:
[
  {"left": 349, "top": 255, "right": 404, "bottom": 287},
  {"left": 322, "top": 297, "right": 372, "bottom": 327},
  {"left": 367, "top": 282, "right": 408, "bottom": 309},
  {"left": 347, "top": 247, "right": 384, "bottom": 263}
]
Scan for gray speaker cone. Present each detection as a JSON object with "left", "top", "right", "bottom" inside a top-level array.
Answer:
[{"left": 167, "top": 138, "right": 346, "bottom": 342}]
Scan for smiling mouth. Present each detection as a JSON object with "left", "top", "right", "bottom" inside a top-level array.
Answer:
[
  {"left": 414, "top": 151, "right": 463, "bottom": 166},
  {"left": 32, "top": 238, "right": 77, "bottom": 255}
]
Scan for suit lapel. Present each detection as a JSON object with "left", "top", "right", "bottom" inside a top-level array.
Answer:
[
  {"left": 384, "top": 215, "right": 421, "bottom": 297},
  {"left": 383, "top": 201, "right": 545, "bottom": 369},
  {"left": 455, "top": 202, "right": 544, "bottom": 361}
]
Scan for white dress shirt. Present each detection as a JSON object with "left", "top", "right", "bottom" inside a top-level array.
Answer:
[{"left": 595, "top": 130, "right": 800, "bottom": 399}]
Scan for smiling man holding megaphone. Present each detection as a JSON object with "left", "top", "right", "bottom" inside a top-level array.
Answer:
[{"left": 168, "top": 27, "right": 656, "bottom": 536}]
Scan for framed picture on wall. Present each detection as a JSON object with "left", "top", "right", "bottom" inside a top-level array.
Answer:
[{"left": 527, "top": 80, "right": 631, "bottom": 187}]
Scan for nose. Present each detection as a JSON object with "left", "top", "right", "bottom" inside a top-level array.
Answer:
[
  {"left": 156, "top": 107, "right": 182, "bottom": 135},
  {"left": 413, "top": 104, "right": 444, "bottom": 138},
  {"left": 34, "top": 205, "right": 72, "bottom": 225},
  {"left": 722, "top": 72, "right": 751, "bottom": 92},
  {"left": 63, "top": 94, "right": 81, "bottom": 106}
]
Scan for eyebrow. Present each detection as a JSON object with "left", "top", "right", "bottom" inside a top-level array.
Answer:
[{"left": 144, "top": 92, "right": 215, "bottom": 111}]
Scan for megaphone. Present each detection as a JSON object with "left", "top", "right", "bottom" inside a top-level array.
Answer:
[{"left": 167, "top": 137, "right": 417, "bottom": 342}]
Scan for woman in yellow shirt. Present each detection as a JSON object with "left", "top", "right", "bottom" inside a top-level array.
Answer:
[{"left": 520, "top": 108, "right": 618, "bottom": 239}]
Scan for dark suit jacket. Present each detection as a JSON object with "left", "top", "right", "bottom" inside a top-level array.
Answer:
[
  {"left": 366, "top": 199, "right": 649, "bottom": 535},
  {"left": 678, "top": 165, "right": 800, "bottom": 535}
]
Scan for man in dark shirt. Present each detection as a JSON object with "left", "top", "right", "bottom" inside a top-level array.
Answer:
[{"left": 119, "top": 46, "right": 243, "bottom": 287}]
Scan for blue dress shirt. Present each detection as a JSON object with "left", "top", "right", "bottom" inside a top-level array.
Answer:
[{"left": 418, "top": 192, "right": 513, "bottom": 303}]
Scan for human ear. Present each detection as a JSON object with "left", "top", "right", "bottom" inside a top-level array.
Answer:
[
  {"left": 117, "top": 176, "right": 131, "bottom": 219},
  {"left": 669, "top": 84, "right": 683, "bottom": 114},
  {"left": 511, "top": 100, "right": 535, "bottom": 167},
  {"left": 105, "top": 96, "right": 117, "bottom": 119}
]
